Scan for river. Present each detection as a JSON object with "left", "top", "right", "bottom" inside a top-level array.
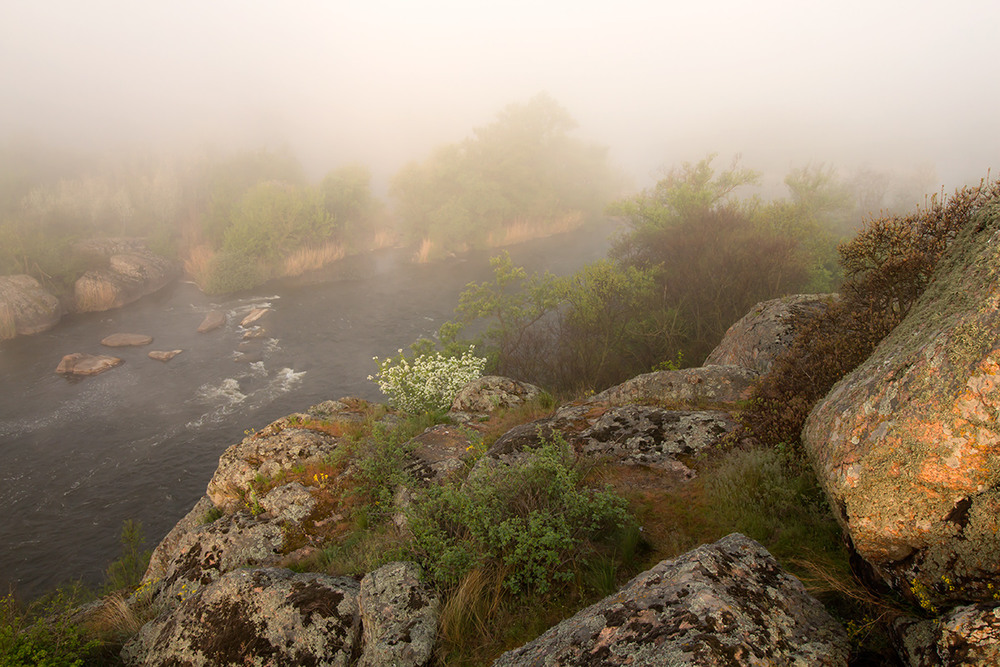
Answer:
[{"left": 0, "top": 223, "right": 618, "bottom": 600}]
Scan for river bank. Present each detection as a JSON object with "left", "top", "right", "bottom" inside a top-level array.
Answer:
[{"left": 0, "top": 220, "right": 619, "bottom": 600}]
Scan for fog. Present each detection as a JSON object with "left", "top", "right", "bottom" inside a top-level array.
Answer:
[{"left": 3, "top": 0, "right": 998, "bottom": 194}]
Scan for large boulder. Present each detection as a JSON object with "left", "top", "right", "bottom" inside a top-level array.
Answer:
[
  {"left": 142, "top": 495, "right": 218, "bottom": 588},
  {"left": 803, "top": 203, "right": 1000, "bottom": 608},
  {"left": 357, "top": 561, "right": 440, "bottom": 667},
  {"left": 492, "top": 533, "right": 849, "bottom": 666},
  {"left": 74, "top": 248, "right": 176, "bottom": 312},
  {"left": 0, "top": 274, "right": 62, "bottom": 340},
  {"left": 705, "top": 294, "right": 836, "bottom": 374},
  {"left": 449, "top": 375, "right": 542, "bottom": 419},
  {"left": 122, "top": 568, "right": 361, "bottom": 666},
  {"left": 197, "top": 310, "right": 226, "bottom": 333},
  {"left": 148, "top": 510, "right": 286, "bottom": 606},
  {"left": 894, "top": 602, "right": 1000, "bottom": 666},
  {"left": 576, "top": 405, "right": 737, "bottom": 473}
]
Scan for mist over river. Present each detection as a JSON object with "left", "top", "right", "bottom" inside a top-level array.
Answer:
[{"left": 0, "top": 223, "right": 617, "bottom": 599}]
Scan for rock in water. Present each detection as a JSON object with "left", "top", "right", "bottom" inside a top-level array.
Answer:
[
  {"left": 55, "top": 353, "right": 123, "bottom": 376},
  {"left": 197, "top": 310, "right": 226, "bottom": 333},
  {"left": 148, "top": 349, "right": 182, "bottom": 362},
  {"left": 803, "top": 202, "right": 1000, "bottom": 609},
  {"left": 101, "top": 333, "right": 153, "bottom": 347},
  {"left": 0, "top": 274, "right": 62, "bottom": 340},
  {"left": 704, "top": 294, "right": 836, "bottom": 374},
  {"left": 240, "top": 307, "right": 270, "bottom": 327},
  {"left": 492, "top": 533, "right": 849, "bottom": 666},
  {"left": 74, "top": 248, "right": 176, "bottom": 313}
]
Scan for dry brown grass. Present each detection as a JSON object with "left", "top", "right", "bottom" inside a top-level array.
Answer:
[
  {"left": 182, "top": 244, "right": 214, "bottom": 285},
  {"left": 73, "top": 275, "right": 120, "bottom": 312},
  {"left": 85, "top": 592, "right": 157, "bottom": 643},
  {"left": 436, "top": 567, "right": 508, "bottom": 659},
  {"left": 0, "top": 303, "right": 15, "bottom": 340},
  {"left": 413, "top": 238, "right": 434, "bottom": 263},
  {"left": 371, "top": 228, "right": 397, "bottom": 250},
  {"left": 282, "top": 242, "right": 345, "bottom": 277},
  {"left": 487, "top": 212, "right": 584, "bottom": 247}
]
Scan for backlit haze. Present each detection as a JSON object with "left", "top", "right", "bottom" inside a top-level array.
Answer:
[{"left": 3, "top": 0, "right": 999, "bottom": 197}]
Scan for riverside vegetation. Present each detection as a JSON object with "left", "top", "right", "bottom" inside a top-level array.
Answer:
[{"left": 5, "top": 173, "right": 998, "bottom": 664}]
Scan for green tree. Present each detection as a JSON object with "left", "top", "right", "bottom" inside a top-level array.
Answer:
[
  {"left": 389, "top": 94, "right": 617, "bottom": 257},
  {"left": 319, "top": 163, "right": 378, "bottom": 243}
]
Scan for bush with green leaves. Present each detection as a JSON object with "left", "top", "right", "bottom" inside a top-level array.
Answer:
[
  {"left": 739, "top": 176, "right": 1000, "bottom": 451},
  {"left": 405, "top": 435, "right": 633, "bottom": 595},
  {"left": 369, "top": 347, "right": 486, "bottom": 413},
  {"left": 0, "top": 586, "right": 99, "bottom": 667}
]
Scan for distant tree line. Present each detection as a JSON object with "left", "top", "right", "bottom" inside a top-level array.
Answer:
[{"left": 409, "top": 154, "right": 939, "bottom": 394}]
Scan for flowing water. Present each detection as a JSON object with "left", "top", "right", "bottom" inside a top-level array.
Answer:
[{"left": 0, "top": 224, "right": 617, "bottom": 599}]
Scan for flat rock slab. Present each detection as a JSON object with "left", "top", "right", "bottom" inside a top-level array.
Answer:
[
  {"left": 148, "top": 349, "right": 182, "bottom": 362},
  {"left": 587, "top": 365, "right": 758, "bottom": 409},
  {"left": 493, "top": 533, "right": 849, "bottom": 666},
  {"left": 101, "top": 333, "right": 153, "bottom": 347},
  {"left": 405, "top": 424, "right": 475, "bottom": 483},
  {"left": 55, "top": 353, "right": 123, "bottom": 376},
  {"left": 197, "top": 310, "right": 226, "bottom": 333}
]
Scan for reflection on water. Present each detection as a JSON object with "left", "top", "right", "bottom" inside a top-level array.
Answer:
[{"left": 0, "top": 222, "right": 617, "bottom": 599}]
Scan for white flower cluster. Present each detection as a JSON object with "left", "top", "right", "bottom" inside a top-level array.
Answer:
[{"left": 368, "top": 346, "right": 486, "bottom": 413}]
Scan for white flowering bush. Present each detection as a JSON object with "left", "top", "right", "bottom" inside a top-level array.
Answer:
[{"left": 369, "top": 346, "right": 486, "bottom": 413}]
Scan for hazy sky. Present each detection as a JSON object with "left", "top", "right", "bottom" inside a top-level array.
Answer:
[{"left": 3, "top": 0, "right": 998, "bottom": 193}]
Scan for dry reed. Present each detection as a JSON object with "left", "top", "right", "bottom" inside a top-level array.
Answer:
[
  {"left": 487, "top": 212, "right": 584, "bottom": 247},
  {"left": 282, "top": 242, "right": 345, "bottom": 277}
]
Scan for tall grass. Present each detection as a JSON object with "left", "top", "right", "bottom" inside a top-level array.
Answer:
[
  {"left": 486, "top": 212, "right": 583, "bottom": 247},
  {"left": 281, "top": 241, "right": 345, "bottom": 277}
]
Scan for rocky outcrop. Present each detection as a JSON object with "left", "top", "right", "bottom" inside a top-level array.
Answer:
[
  {"left": 0, "top": 274, "right": 62, "bottom": 340},
  {"left": 492, "top": 533, "right": 850, "bottom": 666},
  {"left": 576, "top": 406, "right": 736, "bottom": 474},
  {"left": 449, "top": 375, "right": 542, "bottom": 420},
  {"left": 122, "top": 568, "right": 361, "bottom": 667},
  {"left": 206, "top": 427, "right": 342, "bottom": 512},
  {"left": 357, "top": 561, "right": 440, "bottom": 667},
  {"left": 149, "top": 510, "right": 286, "bottom": 605},
  {"left": 486, "top": 404, "right": 734, "bottom": 472},
  {"left": 101, "top": 333, "right": 153, "bottom": 347},
  {"left": 803, "top": 204, "right": 1000, "bottom": 608},
  {"left": 587, "top": 365, "right": 758, "bottom": 409},
  {"left": 197, "top": 310, "right": 226, "bottom": 333},
  {"left": 894, "top": 602, "right": 1000, "bottom": 666},
  {"left": 143, "top": 495, "right": 218, "bottom": 587},
  {"left": 705, "top": 293, "right": 835, "bottom": 374},
  {"left": 55, "top": 352, "right": 123, "bottom": 376},
  {"left": 74, "top": 246, "right": 176, "bottom": 313},
  {"left": 404, "top": 424, "right": 476, "bottom": 484}
]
